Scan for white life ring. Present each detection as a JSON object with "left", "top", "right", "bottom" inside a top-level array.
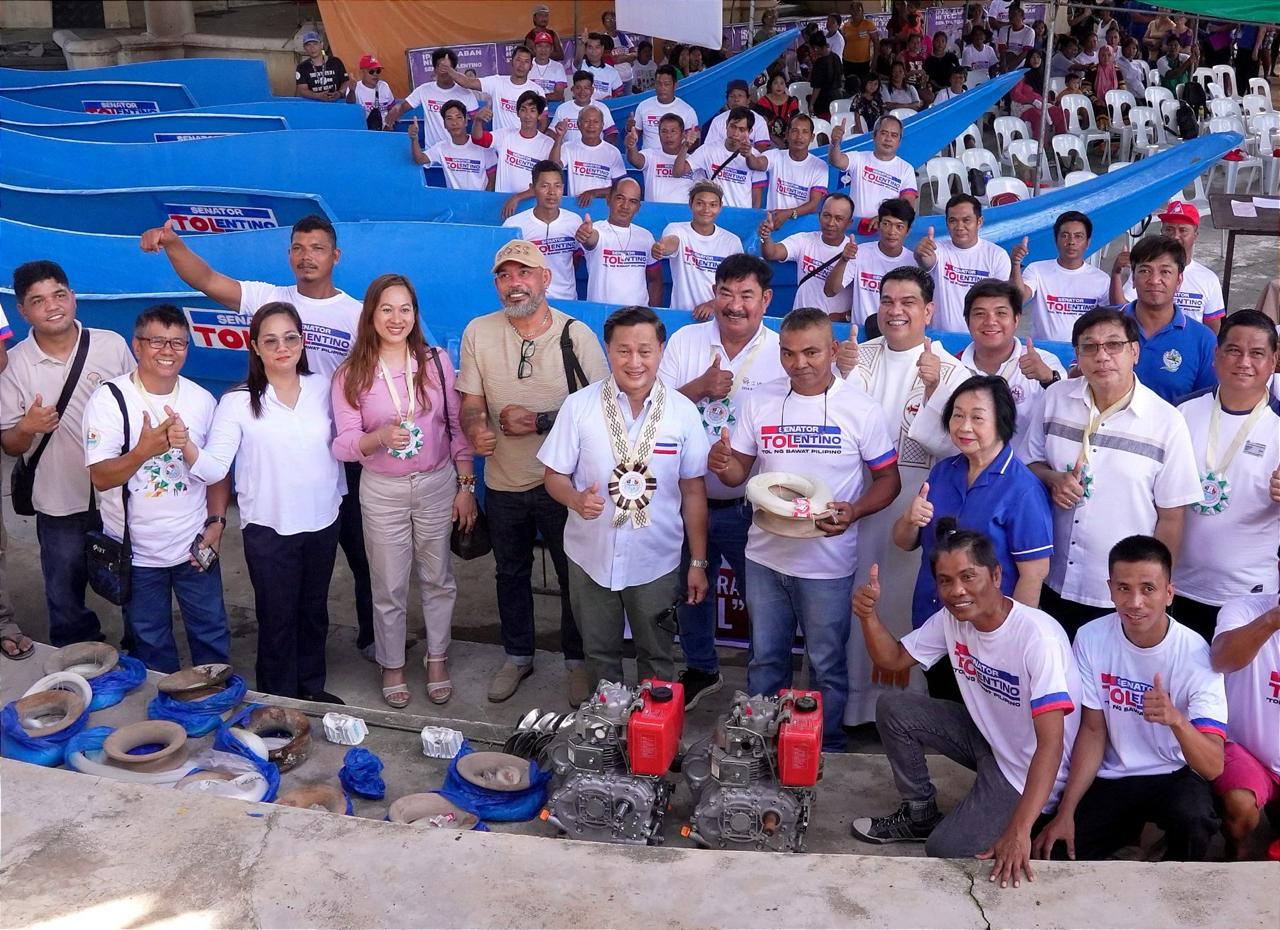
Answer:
[
  {"left": 175, "top": 770, "right": 270, "bottom": 802},
  {"left": 746, "top": 472, "right": 835, "bottom": 539},
  {"left": 23, "top": 671, "right": 94, "bottom": 711}
]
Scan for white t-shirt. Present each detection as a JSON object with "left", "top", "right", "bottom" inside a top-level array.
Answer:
[
  {"left": 238, "top": 282, "right": 360, "bottom": 382},
  {"left": 929, "top": 238, "right": 1013, "bottom": 333},
  {"left": 838, "top": 243, "right": 917, "bottom": 326},
  {"left": 529, "top": 60, "right": 568, "bottom": 98},
  {"left": 424, "top": 138, "right": 496, "bottom": 191},
  {"left": 1073, "top": 49, "right": 1100, "bottom": 67},
  {"left": 933, "top": 87, "right": 965, "bottom": 105},
  {"left": 503, "top": 207, "right": 584, "bottom": 301},
  {"left": 1214, "top": 594, "right": 1280, "bottom": 778},
  {"left": 553, "top": 98, "right": 618, "bottom": 145},
  {"left": 578, "top": 61, "right": 623, "bottom": 100},
  {"left": 657, "top": 319, "right": 787, "bottom": 499},
  {"left": 986, "top": 0, "right": 1012, "bottom": 21},
  {"left": 903, "top": 600, "right": 1081, "bottom": 805},
  {"left": 479, "top": 75, "right": 544, "bottom": 132},
  {"left": 962, "top": 44, "right": 999, "bottom": 72},
  {"left": 1174, "top": 392, "right": 1280, "bottom": 605},
  {"left": 841, "top": 151, "right": 918, "bottom": 218},
  {"left": 702, "top": 108, "right": 773, "bottom": 151},
  {"left": 490, "top": 127, "right": 554, "bottom": 193},
  {"left": 731, "top": 376, "right": 899, "bottom": 579},
  {"left": 630, "top": 60, "right": 657, "bottom": 93},
  {"left": 960, "top": 339, "right": 1066, "bottom": 453},
  {"left": 998, "top": 25, "right": 1037, "bottom": 56},
  {"left": 1023, "top": 259, "right": 1113, "bottom": 343},
  {"left": 659, "top": 222, "right": 744, "bottom": 312},
  {"left": 404, "top": 81, "right": 480, "bottom": 146},
  {"left": 780, "top": 232, "right": 851, "bottom": 316},
  {"left": 827, "top": 29, "right": 846, "bottom": 60},
  {"left": 83, "top": 375, "right": 217, "bottom": 569},
  {"left": 633, "top": 96, "right": 699, "bottom": 150},
  {"left": 638, "top": 147, "right": 693, "bottom": 203},
  {"left": 561, "top": 138, "right": 626, "bottom": 196},
  {"left": 351, "top": 80, "right": 395, "bottom": 122},
  {"left": 762, "top": 149, "right": 830, "bottom": 211},
  {"left": 1121, "top": 260, "right": 1226, "bottom": 324},
  {"left": 686, "top": 144, "right": 765, "bottom": 209},
  {"left": 583, "top": 221, "right": 657, "bottom": 305},
  {"left": 1075, "top": 614, "right": 1229, "bottom": 778}
]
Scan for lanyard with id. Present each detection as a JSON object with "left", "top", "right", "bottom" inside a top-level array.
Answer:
[
  {"left": 1068, "top": 384, "right": 1134, "bottom": 504},
  {"left": 379, "top": 349, "right": 425, "bottom": 459},
  {"left": 700, "top": 337, "right": 764, "bottom": 433}
]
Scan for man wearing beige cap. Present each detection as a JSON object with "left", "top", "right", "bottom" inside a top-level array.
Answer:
[
  {"left": 457, "top": 240, "right": 608, "bottom": 706},
  {"left": 525, "top": 5, "right": 565, "bottom": 62}
]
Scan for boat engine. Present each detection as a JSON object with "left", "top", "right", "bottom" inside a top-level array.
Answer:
[
  {"left": 681, "top": 689, "right": 823, "bottom": 852},
  {"left": 542, "top": 679, "right": 684, "bottom": 845}
]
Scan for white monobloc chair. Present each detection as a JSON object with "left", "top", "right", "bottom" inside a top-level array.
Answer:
[
  {"left": 1106, "top": 89, "right": 1138, "bottom": 160},
  {"left": 925, "top": 156, "right": 969, "bottom": 207},
  {"left": 985, "top": 175, "right": 1030, "bottom": 204},
  {"left": 1060, "top": 92, "right": 1112, "bottom": 163}
]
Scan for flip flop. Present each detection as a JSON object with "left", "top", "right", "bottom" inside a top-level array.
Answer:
[
  {"left": 1, "top": 633, "right": 34, "bottom": 661},
  {"left": 382, "top": 683, "right": 411, "bottom": 709},
  {"left": 425, "top": 654, "right": 452, "bottom": 705}
]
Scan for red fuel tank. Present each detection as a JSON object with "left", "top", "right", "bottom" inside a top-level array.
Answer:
[
  {"left": 627, "top": 679, "right": 685, "bottom": 776},
  {"left": 777, "top": 689, "right": 823, "bottom": 787}
]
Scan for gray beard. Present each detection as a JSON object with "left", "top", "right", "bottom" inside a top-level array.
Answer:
[{"left": 502, "top": 297, "right": 541, "bottom": 318}]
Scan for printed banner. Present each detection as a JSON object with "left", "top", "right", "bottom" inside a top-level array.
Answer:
[
  {"left": 82, "top": 99, "right": 159, "bottom": 114},
  {"left": 407, "top": 42, "right": 501, "bottom": 87},
  {"left": 153, "top": 132, "right": 231, "bottom": 143},
  {"left": 163, "top": 204, "right": 280, "bottom": 234}
]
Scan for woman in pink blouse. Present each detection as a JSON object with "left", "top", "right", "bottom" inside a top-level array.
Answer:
[{"left": 332, "top": 273, "right": 475, "bottom": 708}]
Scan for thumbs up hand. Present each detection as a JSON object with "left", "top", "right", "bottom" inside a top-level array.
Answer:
[
  {"left": 836, "top": 337, "right": 860, "bottom": 377},
  {"left": 915, "top": 225, "right": 938, "bottom": 265},
  {"left": 140, "top": 219, "right": 179, "bottom": 253},
  {"left": 1112, "top": 245, "right": 1131, "bottom": 274},
  {"left": 163, "top": 405, "right": 189, "bottom": 451},
  {"left": 1267, "top": 464, "right": 1280, "bottom": 504},
  {"left": 407, "top": 116, "right": 420, "bottom": 143},
  {"left": 19, "top": 393, "right": 60, "bottom": 435},
  {"left": 917, "top": 336, "right": 941, "bottom": 395},
  {"left": 842, "top": 235, "right": 859, "bottom": 261},
  {"left": 471, "top": 418, "right": 499, "bottom": 456},
  {"left": 1011, "top": 235, "right": 1030, "bottom": 265},
  {"left": 1017, "top": 336, "right": 1053, "bottom": 384},
  {"left": 700, "top": 354, "right": 734, "bottom": 400},
  {"left": 853, "top": 563, "right": 882, "bottom": 621},
  {"left": 576, "top": 481, "right": 605, "bottom": 520},
  {"left": 575, "top": 212, "right": 596, "bottom": 244},
  {"left": 707, "top": 427, "right": 734, "bottom": 475},
  {"left": 1142, "top": 672, "right": 1182, "bottom": 728},
  {"left": 907, "top": 481, "right": 934, "bottom": 527},
  {"left": 1052, "top": 462, "right": 1086, "bottom": 510}
]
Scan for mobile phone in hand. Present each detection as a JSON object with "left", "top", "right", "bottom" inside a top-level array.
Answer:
[{"left": 190, "top": 533, "right": 219, "bottom": 572}]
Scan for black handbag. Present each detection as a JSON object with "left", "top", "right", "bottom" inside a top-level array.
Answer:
[
  {"left": 10, "top": 328, "right": 90, "bottom": 516},
  {"left": 84, "top": 382, "right": 133, "bottom": 605},
  {"left": 430, "top": 348, "right": 492, "bottom": 560}
]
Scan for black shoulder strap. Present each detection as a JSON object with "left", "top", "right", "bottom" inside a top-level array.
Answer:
[
  {"left": 103, "top": 381, "right": 131, "bottom": 547},
  {"left": 24, "top": 327, "right": 90, "bottom": 473},
  {"left": 428, "top": 348, "right": 453, "bottom": 445},
  {"left": 559, "top": 319, "right": 589, "bottom": 396}
]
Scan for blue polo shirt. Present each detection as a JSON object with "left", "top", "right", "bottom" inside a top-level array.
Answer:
[
  {"left": 912, "top": 446, "right": 1055, "bottom": 627},
  {"left": 1123, "top": 301, "right": 1218, "bottom": 404}
]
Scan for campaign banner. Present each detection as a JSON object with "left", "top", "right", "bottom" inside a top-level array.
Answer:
[
  {"left": 163, "top": 203, "right": 280, "bottom": 234},
  {"left": 407, "top": 42, "right": 500, "bottom": 87},
  {"left": 82, "top": 99, "right": 159, "bottom": 114},
  {"left": 153, "top": 132, "right": 232, "bottom": 143},
  {"left": 926, "top": 5, "right": 967, "bottom": 45},
  {"left": 183, "top": 306, "right": 253, "bottom": 351}
]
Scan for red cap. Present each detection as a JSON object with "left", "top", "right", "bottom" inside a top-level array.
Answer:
[
  {"left": 359, "top": 54, "right": 382, "bottom": 71},
  {"left": 532, "top": 30, "right": 554, "bottom": 45},
  {"left": 1157, "top": 200, "right": 1200, "bottom": 227}
]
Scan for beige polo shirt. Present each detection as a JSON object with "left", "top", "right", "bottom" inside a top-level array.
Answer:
[
  {"left": 0, "top": 324, "right": 134, "bottom": 516},
  {"left": 456, "top": 307, "right": 608, "bottom": 492}
]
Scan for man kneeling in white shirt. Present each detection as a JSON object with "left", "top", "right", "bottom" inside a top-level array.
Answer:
[
  {"left": 1034, "top": 535, "right": 1227, "bottom": 862},
  {"left": 539, "top": 306, "right": 711, "bottom": 686}
]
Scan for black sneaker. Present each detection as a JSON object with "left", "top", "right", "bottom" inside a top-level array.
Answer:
[
  {"left": 301, "top": 691, "right": 345, "bottom": 705},
  {"left": 678, "top": 668, "right": 724, "bottom": 710},
  {"left": 850, "top": 801, "right": 942, "bottom": 844}
]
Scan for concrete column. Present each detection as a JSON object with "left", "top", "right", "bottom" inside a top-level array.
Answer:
[{"left": 143, "top": 0, "right": 194, "bottom": 38}]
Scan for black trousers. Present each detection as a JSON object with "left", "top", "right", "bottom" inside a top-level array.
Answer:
[
  {"left": 340, "top": 461, "right": 375, "bottom": 649},
  {"left": 242, "top": 519, "right": 340, "bottom": 698},
  {"left": 1039, "top": 584, "right": 1113, "bottom": 641},
  {"left": 1170, "top": 594, "right": 1220, "bottom": 645},
  {"left": 843, "top": 59, "right": 870, "bottom": 96},
  {"left": 1066, "top": 767, "right": 1220, "bottom": 862}
]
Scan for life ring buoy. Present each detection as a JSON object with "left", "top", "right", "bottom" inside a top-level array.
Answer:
[
  {"left": 243, "top": 706, "right": 311, "bottom": 772},
  {"left": 68, "top": 745, "right": 196, "bottom": 784},
  {"left": 103, "top": 720, "right": 190, "bottom": 773},
  {"left": 746, "top": 472, "right": 836, "bottom": 539},
  {"left": 23, "top": 671, "right": 94, "bottom": 711},
  {"left": 13, "top": 690, "right": 84, "bottom": 737},
  {"left": 42, "top": 642, "right": 118, "bottom": 680},
  {"left": 277, "top": 784, "right": 347, "bottom": 814},
  {"left": 388, "top": 793, "right": 478, "bottom": 829},
  {"left": 227, "top": 727, "right": 270, "bottom": 762}
]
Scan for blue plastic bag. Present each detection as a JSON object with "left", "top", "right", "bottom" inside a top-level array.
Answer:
[
  {"left": 212, "top": 704, "right": 280, "bottom": 802},
  {"left": 0, "top": 698, "right": 90, "bottom": 766},
  {"left": 339, "top": 746, "right": 385, "bottom": 799},
  {"left": 148, "top": 674, "right": 247, "bottom": 736},
  {"left": 87, "top": 655, "right": 147, "bottom": 711},
  {"left": 438, "top": 742, "right": 550, "bottom": 822}
]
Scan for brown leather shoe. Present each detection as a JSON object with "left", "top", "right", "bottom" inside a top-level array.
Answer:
[
  {"left": 566, "top": 664, "right": 592, "bottom": 708},
  {"left": 487, "top": 662, "right": 533, "bottom": 703}
]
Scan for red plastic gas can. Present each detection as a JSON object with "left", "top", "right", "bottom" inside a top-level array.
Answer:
[
  {"left": 627, "top": 679, "right": 685, "bottom": 776},
  {"left": 777, "top": 689, "right": 823, "bottom": 787}
]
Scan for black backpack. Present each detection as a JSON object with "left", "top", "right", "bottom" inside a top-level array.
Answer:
[
  {"left": 1182, "top": 80, "right": 1207, "bottom": 118},
  {"left": 1174, "top": 101, "right": 1200, "bottom": 139}
]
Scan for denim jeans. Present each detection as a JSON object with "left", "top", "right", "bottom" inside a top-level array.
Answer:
[
  {"left": 677, "top": 499, "right": 751, "bottom": 674},
  {"left": 486, "top": 484, "right": 584, "bottom": 663},
  {"left": 36, "top": 510, "right": 103, "bottom": 646},
  {"left": 744, "top": 560, "right": 854, "bottom": 751},
  {"left": 124, "top": 560, "right": 231, "bottom": 673},
  {"left": 876, "top": 690, "right": 1023, "bottom": 858}
]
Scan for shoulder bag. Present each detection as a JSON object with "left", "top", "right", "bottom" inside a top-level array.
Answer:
[
  {"left": 10, "top": 328, "right": 90, "bottom": 516},
  {"left": 84, "top": 382, "right": 133, "bottom": 605},
  {"left": 431, "top": 348, "right": 492, "bottom": 560}
]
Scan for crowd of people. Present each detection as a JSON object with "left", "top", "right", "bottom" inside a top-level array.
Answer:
[{"left": 0, "top": 2, "right": 1277, "bottom": 873}]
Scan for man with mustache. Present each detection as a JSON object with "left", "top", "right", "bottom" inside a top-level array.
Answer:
[{"left": 458, "top": 240, "right": 608, "bottom": 707}]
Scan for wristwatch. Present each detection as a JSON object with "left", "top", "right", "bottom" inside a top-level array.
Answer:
[
  {"left": 203, "top": 515, "right": 227, "bottom": 528},
  {"left": 690, "top": 558, "right": 710, "bottom": 569},
  {"left": 1039, "top": 371, "right": 1062, "bottom": 388},
  {"left": 535, "top": 411, "right": 555, "bottom": 435}
]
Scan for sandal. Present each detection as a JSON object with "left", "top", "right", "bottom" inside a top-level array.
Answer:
[
  {"left": 381, "top": 676, "right": 411, "bottom": 709},
  {"left": 0, "top": 632, "right": 34, "bottom": 661},
  {"left": 425, "top": 654, "right": 453, "bottom": 705}
]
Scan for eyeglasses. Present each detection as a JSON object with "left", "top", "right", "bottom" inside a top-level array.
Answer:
[
  {"left": 1076, "top": 339, "right": 1132, "bottom": 357},
  {"left": 258, "top": 333, "right": 303, "bottom": 351},
  {"left": 139, "top": 337, "right": 189, "bottom": 351},
  {"left": 517, "top": 339, "right": 536, "bottom": 379},
  {"left": 368, "top": 68, "right": 382, "bottom": 74}
]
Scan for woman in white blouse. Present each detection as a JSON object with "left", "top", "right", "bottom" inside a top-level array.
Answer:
[{"left": 186, "top": 302, "right": 345, "bottom": 702}]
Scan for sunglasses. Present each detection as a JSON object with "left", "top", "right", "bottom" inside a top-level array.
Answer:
[{"left": 368, "top": 68, "right": 382, "bottom": 74}]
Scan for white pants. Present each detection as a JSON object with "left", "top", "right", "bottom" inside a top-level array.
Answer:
[{"left": 359, "top": 466, "right": 457, "bottom": 669}]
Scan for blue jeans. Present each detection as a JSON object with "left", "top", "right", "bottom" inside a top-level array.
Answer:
[
  {"left": 124, "top": 561, "right": 231, "bottom": 673},
  {"left": 36, "top": 510, "right": 103, "bottom": 646},
  {"left": 677, "top": 498, "right": 751, "bottom": 674},
  {"left": 744, "top": 560, "right": 854, "bottom": 751}
]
